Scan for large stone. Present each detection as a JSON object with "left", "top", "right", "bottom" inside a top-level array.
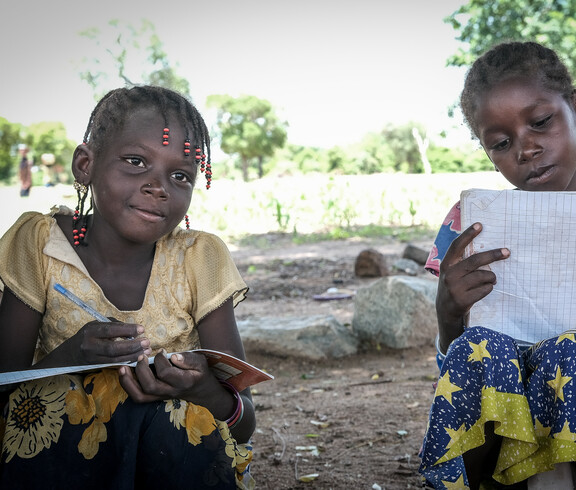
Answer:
[
  {"left": 354, "top": 248, "right": 389, "bottom": 277},
  {"left": 238, "top": 315, "right": 358, "bottom": 360},
  {"left": 352, "top": 276, "right": 438, "bottom": 349}
]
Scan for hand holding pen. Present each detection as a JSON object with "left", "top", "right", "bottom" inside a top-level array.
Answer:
[{"left": 53, "top": 283, "right": 151, "bottom": 364}]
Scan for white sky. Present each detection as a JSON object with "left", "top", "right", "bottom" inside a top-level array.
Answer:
[{"left": 0, "top": 0, "right": 470, "bottom": 149}]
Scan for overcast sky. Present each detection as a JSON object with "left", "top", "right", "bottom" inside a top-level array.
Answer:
[{"left": 1, "top": 0, "right": 470, "bottom": 149}]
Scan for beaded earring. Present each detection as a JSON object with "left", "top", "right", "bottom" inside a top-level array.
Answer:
[
  {"left": 195, "top": 146, "right": 212, "bottom": 189},
  {"left": 184, "top": 214, "right": 190, "bottom": 230},
  {"left": 72, "top": 180, "right": 90, "bottom": 246}
]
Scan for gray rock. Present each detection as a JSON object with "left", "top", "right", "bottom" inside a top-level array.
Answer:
[
  {"left": 238, "top": 315, "right": 358, "bottom": 360},
  {"left": 391, "top": 258, "right": 421, "bottom": 276},
  {"left": 402, "top": 244, "right": 430, "bottom": 265},
  {"left": 352, "top": 276, "right": 438, "bottom": 349}
]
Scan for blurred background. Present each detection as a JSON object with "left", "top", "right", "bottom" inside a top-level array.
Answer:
[{"left": 1, "top": 0, "right": 567, "bottom": 241}]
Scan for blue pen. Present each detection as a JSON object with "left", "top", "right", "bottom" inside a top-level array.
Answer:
[{"left": 53, "top": 283, "right": 110, "bottom": 323}]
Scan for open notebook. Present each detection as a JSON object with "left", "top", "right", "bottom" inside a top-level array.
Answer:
[
  {"left": 0, "top": 349, "right": 273, "bottom": 392},
  {"left": 461, "top": 188, "right": 576, "bottom": 344}
]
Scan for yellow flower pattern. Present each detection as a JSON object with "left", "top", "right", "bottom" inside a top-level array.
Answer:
[
  {"left": 65, "top": 369, "right": 128, "bottom": 459},
  {"left": 3, "top": 376, "right": 70, "bottom": 462},
  {"left": 164, "top": 398, "right": 188, "bottom": 428}
]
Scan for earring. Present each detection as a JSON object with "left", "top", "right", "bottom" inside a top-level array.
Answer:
[
  {"left": 195, "top": 146, "right": 212, "bottom": 189},
  {"left": 72, "top": 180, "right": 91, "bottom": 246},
  {"left": 184, "top": 214, "right": 190, "bottom": 230},
  {"left": 162, "top": 126, "right": 170, "bottom": 146}
]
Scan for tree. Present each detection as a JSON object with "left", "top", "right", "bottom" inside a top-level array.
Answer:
[
  {"left": 77, "top": 19, "right": 190, "bottom": 99},
  {"left": 207, "top": 95, "right": 288, "bottom": 181},
  {"left": 28, "top": 122, "right": 76, "bottom": 183},
  {"left": 446, "top": 0, "right": 576, "bottom": 75},
  {"left": 0, "top": 117, "right": 24, "bottom": 181}
]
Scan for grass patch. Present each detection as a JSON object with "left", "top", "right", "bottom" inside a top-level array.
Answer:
[{"left": 231, "top": 224, "right": 436, "bottom": 249}]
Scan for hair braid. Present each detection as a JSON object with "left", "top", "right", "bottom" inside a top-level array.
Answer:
[
  {"left": 82, "top": 85, "right": 211, "bottom": 186},
  {"left": 460, "top": 41, "right": 575, "bottom": 138}
]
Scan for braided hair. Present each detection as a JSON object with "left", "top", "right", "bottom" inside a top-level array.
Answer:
[
  {"left": 82, "top": 85, "right": 211, "bottom": 188},
  {"left": 460, "top": 41, "right": 575, "bottom": 138}
]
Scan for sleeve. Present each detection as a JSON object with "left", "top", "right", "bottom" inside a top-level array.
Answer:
[
  {"left": 184, "top": 232, "right": 248, "bottom": 322},
  {"left": 0, "top": 212, "right": 50, "bottom": 313},
  {"left": 424, "top": 201, "right": 462, "bottom": 276}
]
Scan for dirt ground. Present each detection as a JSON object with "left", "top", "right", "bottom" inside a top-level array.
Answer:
[{"left": 229, "top": 234, "right": 440, "bottom": 489}]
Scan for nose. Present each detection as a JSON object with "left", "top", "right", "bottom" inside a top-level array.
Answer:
[
  {"left": 142, "top": 181, "right": 168, "bottom": 199},
  {"left": 517, "top": 134, "right": 543, "bottom": 163}
]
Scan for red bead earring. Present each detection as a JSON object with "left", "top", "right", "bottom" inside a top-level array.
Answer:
[
  {"left": 195, "top": 146, "right": 211, "bottom": 189},
  {"left": 185, "top": 214, "right": 190, "bottom": 230},
  {"left": 72, "top": 180, "right": 90, "bottom": 246}
]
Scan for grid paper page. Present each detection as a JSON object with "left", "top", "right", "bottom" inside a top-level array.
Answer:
[{"left": 461, "top": 189, "right": 576, "bottom": 344}]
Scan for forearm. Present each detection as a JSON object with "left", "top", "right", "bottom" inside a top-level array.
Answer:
[
  {"left": 201, "top": 383, "right": 256, "bottom": 443},
  {"left": 436, "top": 305, "right": 465, "bottom": 354},
  {"left": 229, "top": 393, "right": 256, "bottom": 444}
]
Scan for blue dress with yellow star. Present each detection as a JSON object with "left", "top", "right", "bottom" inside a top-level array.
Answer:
[{"left": 419, "top": 202, "right": 576, "bottom": 488}]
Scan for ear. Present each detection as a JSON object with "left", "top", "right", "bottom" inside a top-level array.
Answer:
[{"left": 71, "top": 144, "right": 94, "bottom": 183}]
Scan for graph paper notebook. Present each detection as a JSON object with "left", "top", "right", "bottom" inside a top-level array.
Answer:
[{"left": 461, "top": 188, "right": 576, "bottom": 344}]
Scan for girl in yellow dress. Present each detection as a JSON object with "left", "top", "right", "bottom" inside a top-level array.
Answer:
[{"left": 0, "top": 86, "right": 254, "bottom": 489}]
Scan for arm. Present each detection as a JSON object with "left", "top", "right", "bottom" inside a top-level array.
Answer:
[
  {"left": 436, "top": 223, "right": 510, "bottom": 353},
  {"left": 0, "top": 288, "right": 42, "bottom": 372}
]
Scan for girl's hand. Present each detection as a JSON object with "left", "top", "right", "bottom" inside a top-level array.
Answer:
[
  {"left": 436, "top": 222, "right": 510, "bottom": 352},
  {"left": 118, "top": 352, "right": 235, "bottom": 419},
  {"left": 58, "top": 321, "right": 151, "bottom": 366}
]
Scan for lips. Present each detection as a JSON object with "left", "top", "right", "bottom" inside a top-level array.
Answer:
[
  {"left": 131, "top": 206, "right": 166, "bottom": 222},
  {"left": 526, "top": 164, "right": 556, "bottom": 185}
]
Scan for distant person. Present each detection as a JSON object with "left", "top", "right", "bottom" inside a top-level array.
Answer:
[
  {"left": 0, "top": 86, "right": 255, "bottom": 489},
  {"left": 18, "top": 145, "right": 32, "bottom": 197}
]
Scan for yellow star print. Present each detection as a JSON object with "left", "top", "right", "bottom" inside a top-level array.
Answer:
[
  {"left": 556, "top": 332, "right": 576, "bottom": 345},
  {"left": 442, "top": 474, "right": 468, "bottom": 489},
  {"left": 554, "top": 420, "right": 576, "bottom": 442},
  {"left": 534, "top": 417, "right": 552, "bottom": 439},
  {"left": 467, "top": 339, "right": 492, "bottom": 363},
  {"left": 547, "top": 366, "right": 572, "bottom": 403},
  {"left": 435, "top": 371, "right": 463, "bottom": 405},
  {"left": 445, "top": 423, "right": 466, "bottom": 449}
]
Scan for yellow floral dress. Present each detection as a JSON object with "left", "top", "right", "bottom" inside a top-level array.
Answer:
[{"left": 0, "top": 208, "right": 253, "bottom": 489}]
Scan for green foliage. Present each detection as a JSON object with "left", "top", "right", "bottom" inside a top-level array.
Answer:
[
  {"left": 27, "top": 122, "right": 76, "bottom": 183},
  {"left": 270, "top": 198, "right": 291, "bottom": 232},
  {"left": 77, "top": 19, "right": 190, "bottom": 99},
  {"left": 207, "top": 94, "right": 288, "bottom": 181},
  {"left": 446, "top": 0, "right": 576, "bottom": 76},
  {"left": 427, "top": 144, "right": 493, "bottom": 173},
  {"left": 0, "top": 117, "right": 23, "bottom": 181}
]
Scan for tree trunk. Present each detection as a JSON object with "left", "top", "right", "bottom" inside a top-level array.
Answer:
[
  {"left": 241, "top": 156, "right": 249, "bottom": 181},
  {"left": 257, "top": 156, "right": 264, "bottom": 179}
]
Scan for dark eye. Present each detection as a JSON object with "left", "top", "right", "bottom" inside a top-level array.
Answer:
[
  {"left": 533, "top": 114, "right": 552, "bottom": 128},
  {"left": 172, "top": 171, "right": 193, "bottom": 183},
  {"left": 125, "top": 157, "right": 145, "bottom": 167},
  {"left": 490, "top": 138, "right": 510, "bottom": 151}
]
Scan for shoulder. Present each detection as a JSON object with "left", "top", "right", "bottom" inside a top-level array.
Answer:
[
  {"left": 0, "top": 211, "right": 54, "bottom": 245},
  {"left": 162, "top": 228, "right": 233, "bottom": 257},
  {"left": 425, "top": 201, "right": 462, "bottom": 276}
]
